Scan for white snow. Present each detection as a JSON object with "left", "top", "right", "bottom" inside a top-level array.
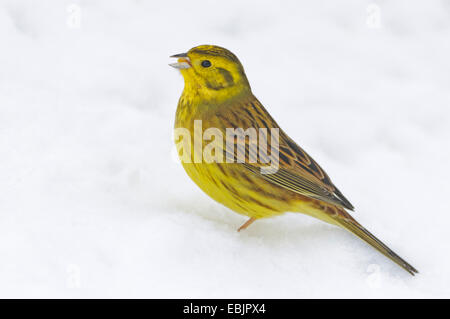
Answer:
[{"left": 1, "top": 0, "right": 450, "bottom": 298}]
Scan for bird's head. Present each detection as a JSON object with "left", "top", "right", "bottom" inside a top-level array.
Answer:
[{"left": 170, "top": 45, "right": 251, "bottom": 102}]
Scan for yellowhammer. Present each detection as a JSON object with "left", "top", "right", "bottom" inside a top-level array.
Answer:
[{"left": 170, "top": 45, "right": 418, "bottom": 275}]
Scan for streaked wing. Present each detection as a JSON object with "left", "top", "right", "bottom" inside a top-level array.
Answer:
[
  {"left": 218, "top": 95, "right": 354, "bottom": 211},
  {"left": 241, "top": 164, "right": 353, "bottom": 209}
]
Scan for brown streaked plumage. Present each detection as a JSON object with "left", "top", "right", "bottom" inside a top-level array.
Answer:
[{"left": 171, "top": 45, "right": 418, "bottom": 275}]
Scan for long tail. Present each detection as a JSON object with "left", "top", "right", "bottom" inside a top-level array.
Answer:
[{"left": 333, "top": 215, "right": 418, "bottom": 276}]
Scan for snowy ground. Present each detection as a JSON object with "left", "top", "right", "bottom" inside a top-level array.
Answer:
[{"left": 1, "top": 0, "right": 450, "bottom": 298}]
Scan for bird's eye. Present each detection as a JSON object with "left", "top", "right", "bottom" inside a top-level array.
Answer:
[{"left": 201, "top": 60, "right": 212, "bottom": 68}]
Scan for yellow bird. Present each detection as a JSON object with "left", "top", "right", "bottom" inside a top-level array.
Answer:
[{"left": 170, "top": 45, "right": 418, "bottom": 275}]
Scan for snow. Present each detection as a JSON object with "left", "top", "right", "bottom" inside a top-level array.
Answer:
[{"left": 1, "top": 0, "right": 449, "bottom": 298}]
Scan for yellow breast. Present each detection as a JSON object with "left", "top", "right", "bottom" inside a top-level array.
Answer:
[{"left": 174, "top": 93, "right": 294, "bottom": 219}]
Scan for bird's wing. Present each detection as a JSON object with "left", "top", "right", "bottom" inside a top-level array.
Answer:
[
  {"left": 218, "top": 96, "right": 354, "bottom": 211},
  {"left": 274, "top": 131, "right": 354, "bottom": 210}
]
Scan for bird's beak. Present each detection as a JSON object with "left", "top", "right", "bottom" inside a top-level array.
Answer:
[{"left": 169, "top": 53, "right": 191, "bottom": 69}]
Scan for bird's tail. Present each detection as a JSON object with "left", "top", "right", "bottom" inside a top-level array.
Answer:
[{"left": 333, "top": 214, "right": 418, "bottom": 276}]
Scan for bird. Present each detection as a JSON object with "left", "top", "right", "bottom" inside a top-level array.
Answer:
[{"left": 170, "top": 44, "right": 418, "bottom": 275}]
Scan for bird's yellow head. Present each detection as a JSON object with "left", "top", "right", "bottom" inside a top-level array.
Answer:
[{"left": 170, "top": 45, "right": 251, "bottom": 102}]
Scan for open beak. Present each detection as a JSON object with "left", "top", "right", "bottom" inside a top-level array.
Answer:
[{"left": 169, "top": 52, "right": 191, "bottom": 69}]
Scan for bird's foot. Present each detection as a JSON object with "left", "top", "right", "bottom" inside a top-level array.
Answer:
[{"left": 237, "top": 217, "right": 256, "bottom": 232}]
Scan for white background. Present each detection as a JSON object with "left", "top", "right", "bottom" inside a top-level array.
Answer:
[{"left": 1, "top": 0, "right": 449, "bottom": 298}]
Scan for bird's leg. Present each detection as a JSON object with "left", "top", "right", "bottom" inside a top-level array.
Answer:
[{"left": 237, "top": 217, "right": 256, "bottom": 232}]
